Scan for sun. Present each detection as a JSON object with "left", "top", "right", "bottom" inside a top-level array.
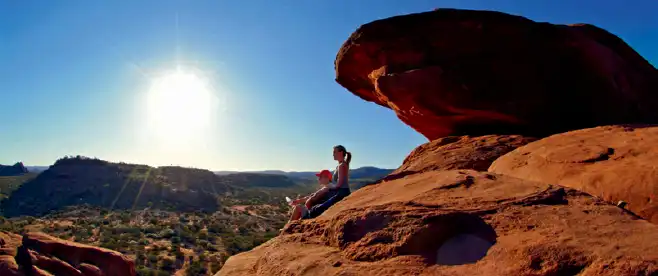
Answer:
[{"left": 146, "top": 70, "right": 215, "bottom": 145}]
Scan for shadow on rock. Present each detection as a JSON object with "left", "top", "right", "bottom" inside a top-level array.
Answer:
[{"left": 398, "top": 212, "right": 496, "bottom": 265}]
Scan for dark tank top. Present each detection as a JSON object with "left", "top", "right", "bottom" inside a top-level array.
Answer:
[{"left": 332, "top": 162, "right": 350, "bottom": 190}]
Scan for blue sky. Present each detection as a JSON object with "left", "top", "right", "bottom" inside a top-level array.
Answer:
[{"left": 1, "top": 1, "right": 657, "bottom": 171}]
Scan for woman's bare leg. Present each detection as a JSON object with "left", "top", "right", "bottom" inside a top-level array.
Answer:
[{"left": 289, "top": 205, "right": 302, "bottom": 222}]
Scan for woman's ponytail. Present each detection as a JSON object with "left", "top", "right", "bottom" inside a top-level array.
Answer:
[{"left": 334, "top": 145, "right": 352, "bottom": 165}]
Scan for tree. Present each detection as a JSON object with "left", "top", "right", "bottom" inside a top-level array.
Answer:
[
  {"left": 133, "top": 252, "right": 144, "bottom": 266},
  {"left": 186, "top": 260, "right": 207, "bottom": 276},
  {"left": 147, "top": 254, "right": 159, "bottom": 265},
  {"left": 210, "top": 261, "right": 222, "bottom": 274},
  {"left": 170, "top": 236, "right": 181, "bottom": 245},
  {"left": 160, "top": 258, "right": 175, "bottom": 272}
]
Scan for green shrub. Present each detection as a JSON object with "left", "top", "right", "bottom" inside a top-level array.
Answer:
[
  {"left": 147, "top": 254, "right": 159, "bottom": 265},
  {"left": 210, "top": 261, "right": 222, "bottom": 274},
  {"left": 160, "top": 258, "right": 175, "bottom": 272},
  {"left": 186, "top": 260, "right": 207, "bottom": 276}
]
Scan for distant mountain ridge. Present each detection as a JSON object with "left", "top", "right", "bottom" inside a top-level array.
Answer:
[
  {"left": 214, "top": 166, "right": 394, "bottom": 180},
  {"left": 1, "top": 157, "right": 394, "bottom": 217},
  {"left": 0, "top": 162, "right": 28, "bottom": 176},
  {"left": 2, "top": 156, "right": 236, "bottom": 217},
  {"left": 220, "top": 173, "right": 298, "bottom": 188},
  {"left": 0, "top": 164, "right": 50, "bottom": 174},
  {"left": 0, "top": 156, "right": 327, "bottom": 217},
  {"left": 24, "top": 166, "right": 49, "bottom": 173}
]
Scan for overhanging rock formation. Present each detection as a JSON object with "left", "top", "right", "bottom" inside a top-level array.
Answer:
[
  {"left": 218, "top": 9, "right": 658, "bottom": 276},
  {"left": 335, "top": 9, "right": 658, "bottom": 140}
]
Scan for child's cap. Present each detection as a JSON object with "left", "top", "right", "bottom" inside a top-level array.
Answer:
[{"left": 315, "top": 170, "right": 332, "bottom": 179}]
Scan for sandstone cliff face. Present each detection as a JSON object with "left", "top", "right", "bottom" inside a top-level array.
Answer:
[
  {"left": 218, "top": 8, "right": 658, "bottom": 276},
  {"left": 335, "top": 9, "right": 658, "bottom": 140},
  {"left": 0, "top": 231, "right": 135, "bottom": 276}
]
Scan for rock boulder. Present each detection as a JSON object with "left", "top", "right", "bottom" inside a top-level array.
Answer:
[
  {"left": 219, "top": 8, "right": 658, "bottom": 276},
  {"left": 490, "top": 124, "right": 658, "bottom": 223},
  {"left": 380, "top": 135, "right": 534, "bottom": 183},
  {"left": 0, "top": 231, "right": 135, "bottom": 276},
  {"left": 335, "top": 9, "right": 658, "bottom": 140},
  {"left": 219, "top": 170, "right": 658, "bottom": 275}
]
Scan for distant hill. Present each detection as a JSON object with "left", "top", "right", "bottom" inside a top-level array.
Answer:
[
  {"left": 349, "top": 166, "right": 394, "bottom": 180},
  {"left": 1, "top": 156, "right": 393, "bottom": 217},
  {"left": 25, "top": 166, "right": 49, "bottom": 173},
  {"left": 1, "top": 156, "right": 314, "bottom": 217},
  {"left": 0, "top": 162, "right": 28, "bottom": 176},
  {"left": 219, "top": 173, "right": 298, "bottom": 188},
  {"left": 1, "top": 156, "right": 234, "bottom": 217},
  {"left": 214, "top": 166, "right": 394, "bottom": 193},
  {"left": 0, "top": 173, "right": 38, "bottom": 200},
  {"left": 214, "top": 170, "right": 240, "bottom": 176},
  {"left": 215, "top": 170, "right": 307, "bottom": 178},
  {"left": 215, "top": 166, "right": 394, "bottom": 182}
]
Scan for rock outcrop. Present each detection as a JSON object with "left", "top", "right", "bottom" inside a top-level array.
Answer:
[
  {"left": 220, "top": 170, "right": 658, "bottom": 275},
  {"left": 0, "top": 162, "right": 28, "bottom": 176},
  {"left": 381, "top": 135, "right": 534, "bottom": 183},
  {"left": 0, "top": 231, "right": 135, "bottom": 276},
  {"left": 490, "top": 124, "right": 658, "bottom": 223},
  {"left": 218, "top": 8, "right": 658, "bottom": 276},
  {"left": 335, "top": 9, "right": 658, "bottom": 140},
  {"left": 218, "top": 129, "right": 658, "bottom": 275},
  {"left": 0, "top": 232, "right": 22, "bottom": 276}
]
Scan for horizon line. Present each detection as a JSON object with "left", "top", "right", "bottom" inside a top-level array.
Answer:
[{"left": 13, "top": 163, "right": 395, "bottom": 173}]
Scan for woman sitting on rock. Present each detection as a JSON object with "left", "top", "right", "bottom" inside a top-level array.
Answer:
[{"left": 288, "top": 145, "right": 352, "bottom": 222}]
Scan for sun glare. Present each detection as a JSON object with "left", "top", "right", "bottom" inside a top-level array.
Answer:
[{"left": 146, "top": 70, "right": 216, "bottom": 146}]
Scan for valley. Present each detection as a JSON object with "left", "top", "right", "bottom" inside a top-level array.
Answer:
[{"left": 0, "top": 157, "right": 392, "bottom": 275}]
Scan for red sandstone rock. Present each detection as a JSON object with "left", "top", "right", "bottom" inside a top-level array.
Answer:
[
  {"left": 335, "top": 9, "right": 658, "bottom": 140},
  {"left": 219, "top": 9, "right": 658, "bottom": 276},
  {"left": 218, "top": 170, "right": 658, "bottom": 275},
  {"left": 78, "top": 264, "right": 103, "bottom": 276},
  {"left": 21, "top": 232, "right": 135, "bottom": 276},
  {"left": 0, "top": 232, "right": 23, "bottom": 276},
  {"left": 0, "top": 255, "right": 21, "bottom": 276},
  {"left": 381, "top": 135, "right": 534, "bottom": 183},
  {"left": 0, "top": 231, "right": 22, "bottom": 255},
  {"left": 0, "top": 231, "right": 134, "bottom": 276},
  {"left": 489, "top": 124, "right": 658, "bottom": 224}
]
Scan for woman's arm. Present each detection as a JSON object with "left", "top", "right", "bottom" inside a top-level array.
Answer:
[
  {"left": 336, "top": 163, "right": 348, "bottom": 188},
  {"left": 293, "top": 187, "right": 323, "bottom": 204},
  {"left": 293, "top": 195, "right": 311, "bottom": 204}
]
